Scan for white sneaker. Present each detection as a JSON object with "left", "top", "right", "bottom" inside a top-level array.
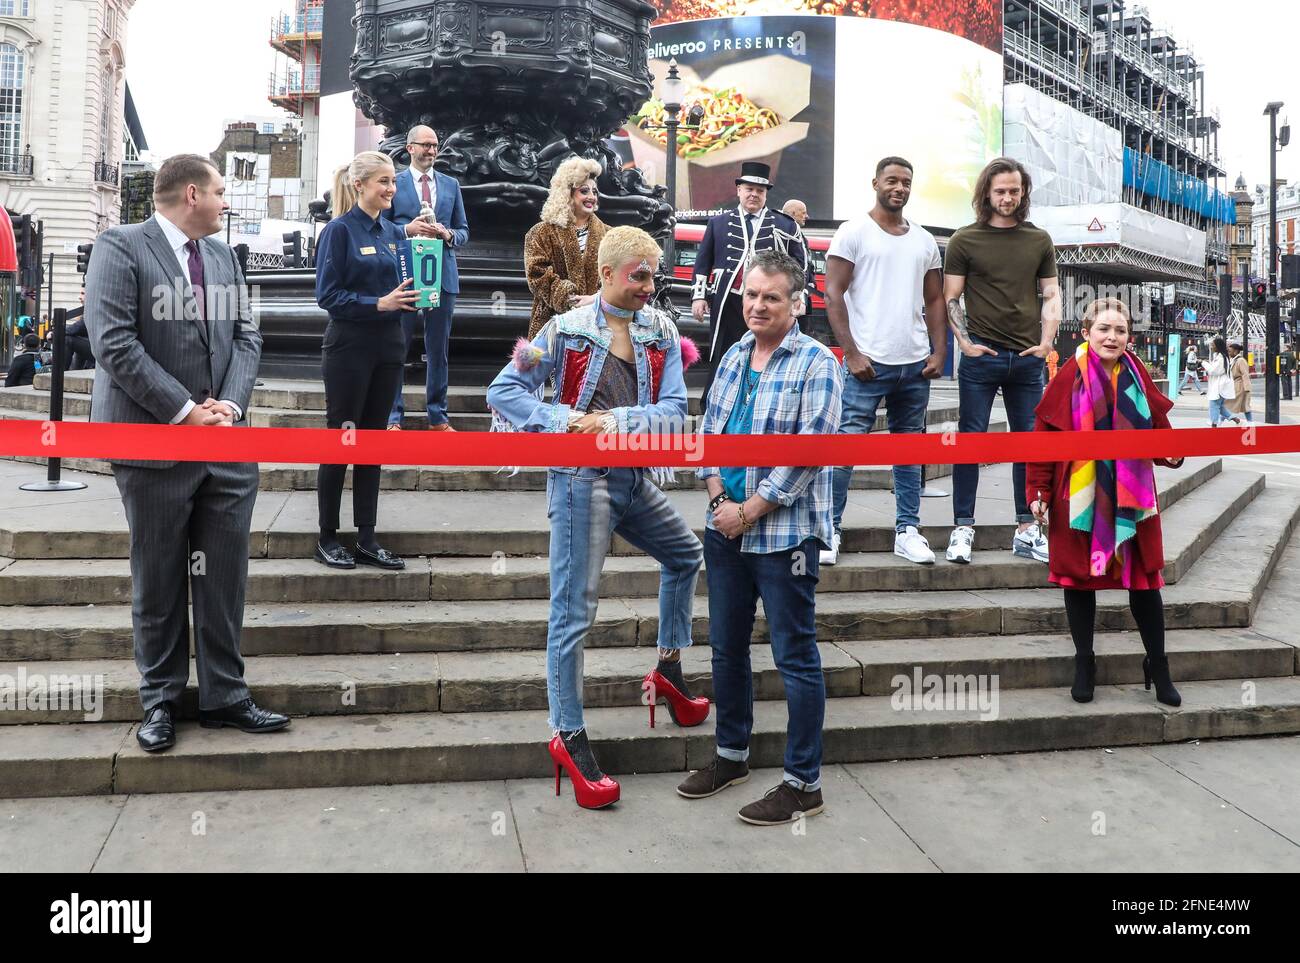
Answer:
[
  {"left": 819, "top": 530, "right": 841, "bottom": 566},
  {"left": 1012, "top": 524, "right": 1050, "bottom": 563},
  {"left": 946, "top": 526, "right": 974, "bottom": 564},
  {"left": 894, "top": 526, "right": 935, "bottom": 565}
]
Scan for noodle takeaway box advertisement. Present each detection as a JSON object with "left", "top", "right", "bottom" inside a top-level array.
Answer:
[{"left": 627, "top": 55, "right": 811, "bottom": 211}]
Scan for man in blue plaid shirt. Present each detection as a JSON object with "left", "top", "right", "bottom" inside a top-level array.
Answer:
[{"left": 677, "top": 249, "right": 843, "bottom": 826}]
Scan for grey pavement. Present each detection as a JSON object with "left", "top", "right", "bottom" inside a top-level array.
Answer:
[{"left": 5, "top": 735, "right": 1298, "bottom": 872}]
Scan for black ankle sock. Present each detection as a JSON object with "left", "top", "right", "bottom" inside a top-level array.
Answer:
[
  {"left": 655, "top": 657, "right": 691, "bottom": 698},
  {"left": 357, "top": 525, "right": 380, "bottom": 554},
  {"left": 319, "top": 530, "right": 342, "bottom": 554},
  {"left": 560, "top": 729, "right": 604, "bottom": 781}
]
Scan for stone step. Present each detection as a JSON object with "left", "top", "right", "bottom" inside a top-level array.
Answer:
[
  {"left": 2, "top": 628, "right": 1291, "bottom": 725},
  {"left": 3, "top": 468, "right": 1248, "bottom": 607},
  {"left": 0, "top": 398, "right": 495, "bottom": 433},
  {"left": 0, "top": 457, "right": 963, "bottom": 493},
  {"left": 31, "top": 372, "right": 707, "bottom": 415},
  {"left": 0, "top": 459, "right": 1221, "bottom": 561},
  {"left": 5, "top": 677, "right": 1300, "bottom": 797}
]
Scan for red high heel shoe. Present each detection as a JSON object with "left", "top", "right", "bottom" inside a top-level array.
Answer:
[
  {"left": 642, "top": 669, "right": 710, "bottom": 729},
  {"left": 548, "top": 734, "right": 620, "bottom": 809}
]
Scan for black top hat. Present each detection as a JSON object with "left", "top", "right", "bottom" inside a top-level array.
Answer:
[{"left": 736, "top": 161, "right": 773, "bottom": 188}]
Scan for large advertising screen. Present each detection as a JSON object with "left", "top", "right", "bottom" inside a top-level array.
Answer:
[{"left": 629, "top": 1, "right": 1003, "bottom": 230}]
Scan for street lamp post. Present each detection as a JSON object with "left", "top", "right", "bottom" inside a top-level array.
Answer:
[
  {"left": 1264, "top": 102, "right": 1290, "bottom": 424},
  {"left": 660, "top": 60, "right": 685, "bottom": 274}
]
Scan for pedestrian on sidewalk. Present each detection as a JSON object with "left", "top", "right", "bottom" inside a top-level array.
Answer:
[
  {"left": 1225, "top": 341, "right": 1253, "bottom": 424},
  {"left": 1205, "top": 336, "right": 1236, "bottom": 427},
  {"left": 313, "top": 152, "right": 417, "bottom": 572},
  {"left": 1177, "top": 343, "right": 1206, "bottom": 395},
  {"left": 822, "top": 156, "right": 947, "bottom": 567},
  {"left": 943, "top": 157, "right": 1062, "bottom": 566},
  {"left": 487, "top": 226, "right": 706, "bottom": 812},
  {"left": 1026, "top": 298, "right": 1182, "bottom": 708},
  {"left": 523, "top": 157, "right": 607, "bottom": 339},
  {"left": 678, "top": 249, "right": 843, "bottom": 826}
]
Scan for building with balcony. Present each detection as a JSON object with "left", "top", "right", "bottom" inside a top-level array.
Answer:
[
  {"left": 0, "top": 0, "right": 136, "bottom": 310},
  {"left": 1252, "top": 182, "right": 1300, "bottom": 284},
  {"left": 269, "top": 0, "right": 322, "bottom": 204}
]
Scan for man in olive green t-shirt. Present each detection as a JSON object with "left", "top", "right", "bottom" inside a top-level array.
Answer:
[{"left": 942, "top": 157, "right": 1062, "bottom": 566}]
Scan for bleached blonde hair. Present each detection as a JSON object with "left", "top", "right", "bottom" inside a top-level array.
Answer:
[
  {"left": 331, "top": 165, "right": 358, "bottom": 219},
  {"left": 541, "top": 156, "right": 602, "bottom": 228},
  {"left": 598, "top": 225, "right": 661, "bottom": 275}
]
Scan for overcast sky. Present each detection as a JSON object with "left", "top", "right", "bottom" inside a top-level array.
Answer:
[{"left": 125, "top": 0, "right": 1297, "bottom": 193}]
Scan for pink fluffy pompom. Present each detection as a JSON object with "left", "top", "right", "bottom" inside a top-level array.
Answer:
[
  {"left": 512, "top": 337, "right": 544, "bottom": 371},
  {"left": 679, "top": 336, "right": 701, "bottom": 370}
]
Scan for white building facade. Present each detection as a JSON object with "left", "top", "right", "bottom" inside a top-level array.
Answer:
[
  {"left": 1251, "top": 183, "right": 1300, "bottom": 283},
  {"left": 0, "top": 0, "right": 134, "bottom": 310}
]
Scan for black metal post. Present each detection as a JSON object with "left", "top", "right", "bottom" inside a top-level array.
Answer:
[
  {"left": 1265, "top": 103, "right": 1283, "bottom": 424},
  {"left": 1218, "top": 272, "right": 1231, "bottom": 342},
  {"left": 662, "top": 112, "right": 679, "bottom": 273},
  {"left": 31, "top": 221, "right": 42, "bottom": 337},
  {"left": 21, "top": 307, "right": 88, "bottom": 492}
]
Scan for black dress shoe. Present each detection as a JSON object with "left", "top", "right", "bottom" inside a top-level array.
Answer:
[
  {"left": 199, "top": 697, "right": 291, "bottom": 733},
  {"left": 314, "top": 543, "right": 355, "bottom": 569},
  {"left": 137, "top": 703, "right": 175, "bottom": 753},
  {"left": 355, "top": 545, "right": 405, "bottom": 570}
]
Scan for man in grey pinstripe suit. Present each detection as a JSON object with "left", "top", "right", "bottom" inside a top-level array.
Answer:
[{"left": 85, "top": 154, "right": 289, "bottom": 752}]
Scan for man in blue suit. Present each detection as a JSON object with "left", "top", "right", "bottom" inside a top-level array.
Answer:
[{"left": 382, "top": 125, "right": 470, "bottom": 430}]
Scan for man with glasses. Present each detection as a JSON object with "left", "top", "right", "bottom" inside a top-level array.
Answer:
[{"left": 383, "top": 125, "right": 470, "bottom": 431}]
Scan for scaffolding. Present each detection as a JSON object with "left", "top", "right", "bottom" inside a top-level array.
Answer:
[{"left": 1004, "top": 0, "right": 1228, "bottom": 266}]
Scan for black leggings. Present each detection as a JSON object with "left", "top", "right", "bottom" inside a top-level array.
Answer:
[
  {"left": 1063, "top": 588, "right": 1165, "bottom": 658},
  {"left": 318, "top": 319, "right": 405, "bottom": 531}
]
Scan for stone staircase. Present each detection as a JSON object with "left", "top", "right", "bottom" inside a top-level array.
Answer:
[{"left": 1, "top": 378, "right": 1299, "bottom": 799}]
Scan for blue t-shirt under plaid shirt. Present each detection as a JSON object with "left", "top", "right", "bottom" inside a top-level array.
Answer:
[
  {"left": 721, "top": 366, "right": 760, "bottom": 502},
  {"left": 699, "top": 323, "right": 843, "bottom": 554}
]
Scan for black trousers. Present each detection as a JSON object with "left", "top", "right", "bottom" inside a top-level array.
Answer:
[
  {"left": 318, "top": 319, "right": 405, "bottom": 531},
  {"left": 1063, "top": 588, "right": 1165, "bottom": 659},
  {"left": 65, "top": 336, "right": 94, "bottom": 370},
  {"left": 703, "top": 293, "right": 747, "bottom": 400}
]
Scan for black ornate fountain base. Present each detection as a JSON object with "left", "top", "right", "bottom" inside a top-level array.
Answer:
[{"left": 354, "top": 0, "right": 673, "bottom": 235}]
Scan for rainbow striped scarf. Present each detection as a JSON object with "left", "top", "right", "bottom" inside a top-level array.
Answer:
[{"left": 1068, "top": 343, "right": 1158, "bottom": 584}]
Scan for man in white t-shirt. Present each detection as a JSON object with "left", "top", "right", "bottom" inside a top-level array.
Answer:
[{"left": 821, "top": 156, "right": 948, "bottom": 566}]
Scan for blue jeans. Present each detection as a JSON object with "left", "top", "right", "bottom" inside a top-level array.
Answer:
[
  {"left": 953, "top": 339, "right": 1044, "bottom": 527},
  {"left": 705, "top": 529, "right": 824, "bottom": 791},
  {"left": 831, "top": 359, "right": 930, "bottom": 533},
  {"left": 1208, "top": 398, "right": 1247, "bottom": 425},
  {"left": 1178, "top": 368, "right": 1205, "bottom": 393},
  {"left": 546, "top": 467, "right": 702, "bottom": 732},
  {"left": 389, "top": 293, "right": 457, "bottom": 427}
]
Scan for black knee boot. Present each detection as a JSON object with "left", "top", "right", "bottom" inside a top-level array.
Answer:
[
  {"left": 1130, "top": 590, "right": 1180, "bottom": 707},
  {"left": 1063, "top": 589, "right": 1097, "bottom": 702}
]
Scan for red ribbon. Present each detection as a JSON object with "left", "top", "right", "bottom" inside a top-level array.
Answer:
[{"left": 0, "top": 421, "right": 1293, "bottom": 467}]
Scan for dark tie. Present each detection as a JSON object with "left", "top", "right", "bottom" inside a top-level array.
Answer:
[
  {"left": 421, "top": 174, "right": 432, "bottom": 206},
  {"left": 186, "top": 240, "right": 205, "bottom": 321}
]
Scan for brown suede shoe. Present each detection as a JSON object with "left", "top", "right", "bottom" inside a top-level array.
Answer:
[
  {"left": 737, "top": 782, "right": 824, "bottom": 826},
  {"left": 676, "top": 756, "right": 749, "bottom": 799}
]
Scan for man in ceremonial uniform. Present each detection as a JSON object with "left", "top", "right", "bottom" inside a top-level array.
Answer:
[{"left": 692, "top": 162, "right": 809, "bottom": 394}]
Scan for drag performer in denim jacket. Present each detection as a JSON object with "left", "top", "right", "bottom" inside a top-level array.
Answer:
[{"left": 487, "top": 226, "right": 708, "bottom": 811}]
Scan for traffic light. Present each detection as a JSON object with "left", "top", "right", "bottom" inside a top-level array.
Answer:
[
  {"left": 1282, "top": 254, "right": 1300, "bottom": 290},
  {"left": 14, "top": 214, "right": 35, "bottom": 288},
  {"left": 1252, "top": 281, "right": 1268, "bottom": 311},
  {"left": 282, "top": 231, "right": 304, "bottom": 268},
  {"left": 76, "top": 242, "right": 94, "bottom": 275}
]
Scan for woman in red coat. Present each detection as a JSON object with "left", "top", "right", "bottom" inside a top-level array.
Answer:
[{"left": 1027, "top": 298, "right": 1183, "bottom": 707}]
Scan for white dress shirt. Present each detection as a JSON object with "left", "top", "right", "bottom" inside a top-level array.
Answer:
[{"left": 153, "top": 212, "right": 243, "bottom": 425}]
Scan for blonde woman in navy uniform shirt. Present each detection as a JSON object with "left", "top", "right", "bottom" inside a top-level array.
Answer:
[{"left": 313, "top": 151, "right": 418, "bottom": 571}]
